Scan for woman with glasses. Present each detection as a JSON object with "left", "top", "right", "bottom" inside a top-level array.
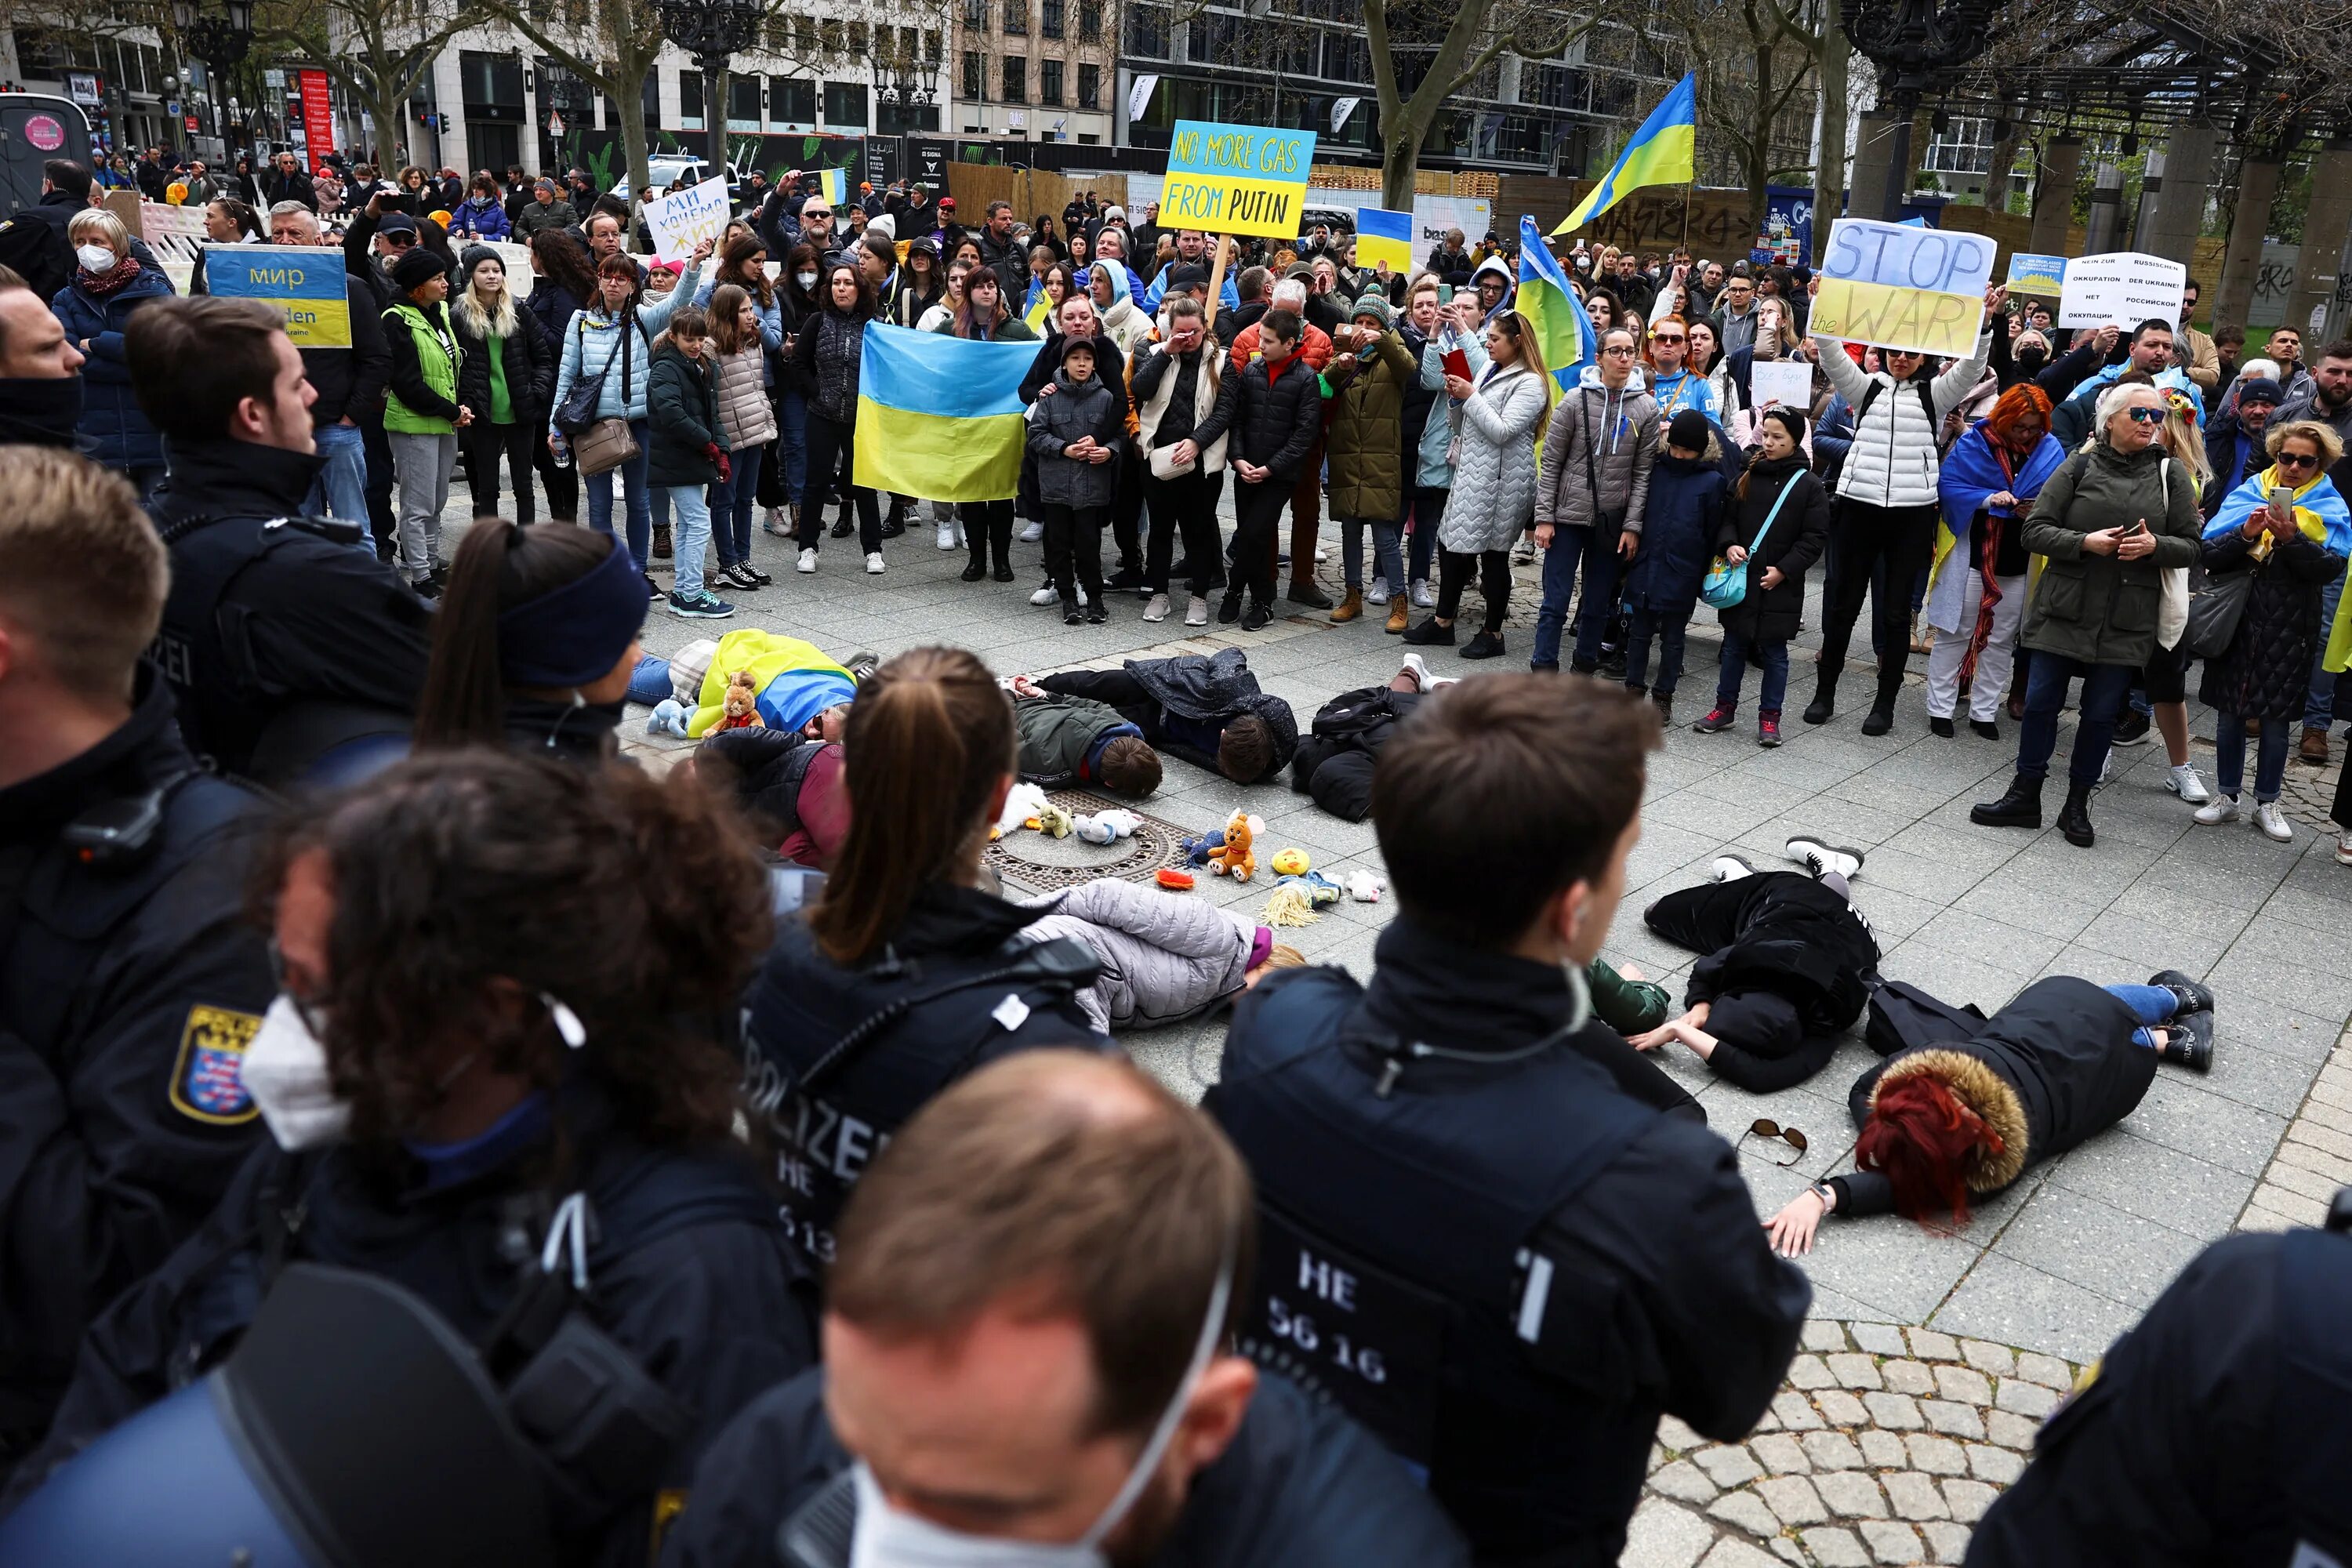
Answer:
[
  {"left": 1763, "top": 968, "right": 2214, "bottom": 1256},
  {"left": 1973, "top": 383, "right": 2205, "bottom": 849},
  {"left": 2192, "top": 420, "right": 2350, "bottom": 840}
]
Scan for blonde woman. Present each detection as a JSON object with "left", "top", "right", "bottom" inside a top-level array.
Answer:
[
  {"left": 53, "top": 208, "right": 173, "bottom": 494},
  {"left": 450, "top": 245, "right": 554, "bottom": 524},
  {"left": 2111, "top": 386, "right": 2220, "bottom": 800}
]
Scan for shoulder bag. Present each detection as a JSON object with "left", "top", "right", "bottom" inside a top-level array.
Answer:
[
  {"left": 2153, "top": 456, "right": 2192, "bottom": 651},
  {"left": 1702, "top": 471, "right": 1799, "bottom": 610},
  {"left": 557, "top": 317, "right": 642, "bottom": 477}
]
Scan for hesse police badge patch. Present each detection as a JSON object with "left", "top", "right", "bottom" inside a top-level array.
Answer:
[{"left": 170, "top": 1004, "right": 263, "bottom": 1123}]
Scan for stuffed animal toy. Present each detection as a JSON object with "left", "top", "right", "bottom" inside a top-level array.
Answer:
[
  {"left": 1270, "top": 848, "right": 1310, "bottom": 877},
  {"left": 1260, "top": 872, "right": 1341, "bottom": 927},
  {"left": 1206, "top": 810, "right": 1255, "bottom": 882},
  {"left": 1156, "top": 867, "right": 1196, "bottom": 891},
  {"left": 1036, "top": 803, "right": 1076, "bottom": 839},
  {"left": 1178, "top": 828, "right": 1224, "bottom": 866},
  {"left": 1346, "top": 869, "right": 1387, "bottom": 903},
  {"left": 713, "top": 671, "right": 766, "bottom": 733},
  {"left": 1075, "top": 808, "right": 1142, "bottom": 845},
  {"left": 996, "top": 782, "right": 1051, "bottom": 836},
  {"left": 645, "top": 699, "right": 692, "bottom": 739}
]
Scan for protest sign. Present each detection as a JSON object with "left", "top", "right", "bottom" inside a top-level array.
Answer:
[
  {"left": 1159, "top": 120, "right": 1317, "bottom": 238},
  {"left": 1750, "top": 361, "right": 1812, "bottom": 414},
  {"left": 2006, "top": 252, "right": 2067, "bottom": 296},
  {"left": 2058, "top": 252, "right": 2187, "bottom": 332},
  {"left": 1808, "top": 217, "right": 1994, "bottom": 358},
  {"left": 1356, "top": 208, "right": 1413, "bottom": 274},
  {"left": 202, "top": 244, "right": 351, "bottom": 348},
  {"left": 643, "top": 174, "right": 730, "bottom": 263}
]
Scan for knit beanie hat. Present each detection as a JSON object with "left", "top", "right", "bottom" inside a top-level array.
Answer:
[
  {"left": 1667, "top": 408, "right": 1713, "bottom": 451},
  {"left": 1350, "top": 292, "right": 1392, "bottom": 329},
  {"left": 2238, "top": 377, "right": 2285, "bottom": 410},
  {"left": 391, "top": 245, "right": 447, "bottom": 292}
]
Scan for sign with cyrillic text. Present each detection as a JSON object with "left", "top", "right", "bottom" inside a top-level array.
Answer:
[
  {"left": 642, "top": 173, "right": 730, "bottom": 263},
  {"left": 2059, "top": 251, "right": 2187, "bottom": 332},
  {"left": 1160, "top": 120, "right": 1318, "bottom": 238},
  {"left": 1809, "top": 218, "right": 1994, "bottom": 358},
  {"left": 202, "top": 243, "right": 351, "bottom": 348}
]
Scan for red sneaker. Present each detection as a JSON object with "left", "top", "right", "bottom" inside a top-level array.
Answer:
[
  {"left": 1693, "top": 704, "right": 1737, "bottom": 734},
  {"left": 1759, "top": 708, "right": 1783, "bottom": 748}
]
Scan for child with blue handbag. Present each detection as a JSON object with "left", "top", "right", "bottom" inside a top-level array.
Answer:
[
  {"left": 1694, "top": 407, "right": 1832, "bottom": 746},
  {"left": 1621, "top": 408, "right": 1730, "bottom": 723}
]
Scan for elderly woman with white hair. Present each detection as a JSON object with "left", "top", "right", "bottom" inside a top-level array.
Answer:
[
  {"left": 1973, "top": 381, "right": 2206, "bottom": 849},
  {"left": 51, "top": 206, "right": 176, "bottom": 495}
]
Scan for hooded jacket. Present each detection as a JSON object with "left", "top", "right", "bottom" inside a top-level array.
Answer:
[
  {"left": 1131, "top": 335, "right": 1230, "bottom": 473},
  {"left": 1323, "top": 326, "right": 1420, "bottom": 521},
  {"left": 1813, "top": 330, "right": 1994, "bottom": 508},
  {"left": 645, "top": 340, "right": 728, "bottom": 488},
  {"left": 1537, "top": 365, "right": 1661, "bottom": 535},
  {"left": 2017, "top": 436, "right": 2205, "bottom": 668},
  {"left": 451, "top": 293, "right": 555, "bottom": 431},
  {"left": 546, "top": 264, "right": 702, "bottom": 431},
  {"left": 1091, "top": 259, "right": 1153, "bottom": 355},
  {"left": 1713, "top": 454, "right": 1831, "bottom": 643},
  {"left": 1623, "top": 430, "right": 1729, "bottom": 612},
  {"left": 1469, "top": 255, "right": 1515, "bottom": 322},
  {"left": 1443, "top": 359, "right": 1549, "bottom": 553},
  {"left": 1026, "top": 361, "right": 1124, "bottom": 510}
]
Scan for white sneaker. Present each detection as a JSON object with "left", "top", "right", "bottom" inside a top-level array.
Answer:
[
  {"left": 1185, "top": 595, "right": 1210, "bottom": 627},
  {"left": 937, "top": 524, "right": 957, "bottom": 550},
  {"left": 2337, "top": 833, "right": 2352, "bottom": 866},
  {"left": 865, "top": 552, "right": 886, "bottom": 575},
  {"left": 1710, "top": 854, "right": 1757, "bottom": 882},
  {"left": 2165, "top": 764, "right": 2212, "bottom": 804},
  {"left": 797, "top": 547, "right": 818, "bottom": 574},
  {"left": 1143, "top": 593, "right": 1171, "bottom": 622},
  {"left": 1512, "top": 539, "right": 1536, "bottom": 564},
  {"left": 2255, "top": 800, "right": 2294, "bottom": 841},
  {"left": 764, "top": 506, "right": 792, "bottom": 538},
  {"left": 1315, "top": 543, "right": 1330, "bottom": 563},
  {"left": 1399, "top": 652, "right": 1433, "bottom": 689},
  {"left": 1031, "top": 583, "right": 1059, "bottom": 606},
  {"left": 1411, "top": 579, "right": 1436, "bottom": 608},
  {"left": 1785, "top": 836, "right": 1865, "bottom": 880},
  {"left": 1019, "top": 519, "right": 1044, "bottom": 543},
  {"left": 1366, "top": 575, "right": 1392, "bottom": 606},
  {"left": 2194, "top": 794, "right": 2241, "bottom": 826}
]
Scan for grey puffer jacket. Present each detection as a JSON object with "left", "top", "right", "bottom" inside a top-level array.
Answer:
[
  {"left": 2019, "top": 439, "right": 2204, "bottom": 668},
  {"left": 1535, "top": 365, "right": 1660, "bottom": 535},
  {"left": 1441, "top": 361, "right": 1549, "bottom": 554},
  {"left": 1018, "top": 877, "right": 1258, "bottom": 1032},
  {"left": 1026, "top": 368, "right": 1125, "bottom": 509},
  {"left": 711, "top": 343, "right": 778, "bottom": 449}
]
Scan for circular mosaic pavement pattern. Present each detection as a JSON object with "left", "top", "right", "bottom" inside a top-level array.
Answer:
[{"left": 983, "top": 790, "right": 1187, "bottom": 891}]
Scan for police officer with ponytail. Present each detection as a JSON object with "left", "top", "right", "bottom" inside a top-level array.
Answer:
[
  {"left": 5, "top": 753, "right": 815, "bottom": 1564},
  {"left": 1207, "top": 674, "right": 1808, "bottom": 1566},
  {"left": 742, "top": 646, "right": 1102, "bottom": 1269}
]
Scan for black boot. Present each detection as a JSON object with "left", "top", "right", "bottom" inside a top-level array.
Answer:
[
  {"left": 1803, "top": 668, "right": 1838, "bottom": 726},
  {"left": 1860, "top": 672, "right": 1900, "bottom": 736},
  {"left": 2058, "top": 782, "right": 2096, "bottom": 848},
  {"left": 880, "top": 496, "right": 909, "bottom": 539},
  {"left": 829, "top": 504, "right": 854, "bottom": 539},
  {"left": 1970, "top": 772, "right": 2043, "bottom": 829},
  {"left": 2154, "top": 1008, "right": 2214, "bottom": 1072}
]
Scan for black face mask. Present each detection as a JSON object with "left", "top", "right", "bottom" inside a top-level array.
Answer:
[
  {"left": 2015, "top": 347, "right": 2048, "bottom": 375},
  {"left": 0, "top": 372, "right": 84, "bottom": 445}
]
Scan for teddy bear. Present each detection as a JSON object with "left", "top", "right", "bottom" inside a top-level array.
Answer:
[
  {"left": 713, "top": 670, "right": 766, "bottom": 733},
  {"left": 1205, "top": 809, "right": 1256, "bottom": 882}
]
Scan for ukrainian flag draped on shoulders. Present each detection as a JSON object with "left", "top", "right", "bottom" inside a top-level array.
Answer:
[
  {"left": 2206, "top": 464, "right": 2352, "bottom": 670},
  {"left": 1928, "top": 418, "right": 2066, "bottom": 630},
  {"left": 853, "top": 322, "right": 1038, "bottom": 502},
  {"left": 1554, "top": 74, "right": 1697, "bottom": 234}
]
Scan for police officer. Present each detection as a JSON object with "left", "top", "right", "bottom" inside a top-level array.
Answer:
[
  {"left": 7, "top": 752, "right": 816, "bottom": 1566},
  {"left": 1207, "top": 673, "right": 1811, "bottom": 1566},
  {"left": 666, "top": 1051, "right": 1472, "bottom": 1568},
  {"left": 0, "top": 448, "right": 272, "bottom": 1483},
  {"left": 741, "top": 647, "right": 1102, "bottom": 1269},
  {"left": 126, "top": 297, "right": 432, "bottom": 787},
  {"left": 0, "top": 159, "right": 91, "bottom": 305},
  {"left": 1965, "top": 1189, "right": 2352, "bottom": 1566}
]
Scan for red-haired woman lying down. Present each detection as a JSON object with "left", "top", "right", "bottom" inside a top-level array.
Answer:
[{"left": 1765, "top": 971, "right": 2215, "bottom": 1255}]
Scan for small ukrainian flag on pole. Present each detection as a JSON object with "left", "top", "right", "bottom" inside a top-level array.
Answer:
[
  {"left": 1553, "top": 74, "right": 1697, "bottom": 235},
  {"left": 818, "top": 166, "right": 850, "bottom": 207}
]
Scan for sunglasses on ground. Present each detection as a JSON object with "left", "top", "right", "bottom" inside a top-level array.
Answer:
[{"left": 1740, "top": 1119, "right": 1809, "bottom": 1167}]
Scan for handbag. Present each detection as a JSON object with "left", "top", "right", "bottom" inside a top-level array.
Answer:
[
  {"left": 571, "top": 416, "right": 641, "bottom": 477},
  {"left": 2184, "top": 560, "right": 2255, "bottom": 659},
  {"left": 2154, "top": 457, "right": 2190, "bottom": 650},
  {"left": 1701, "top": 473, "right": 1799, "bottom": 610}
]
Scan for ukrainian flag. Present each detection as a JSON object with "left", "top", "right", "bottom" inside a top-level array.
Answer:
[
  {"left": 818, "top": 167, "right": 849, "bottom": 207},
  {"left": 1515, "top": 216, "right": 1596, "bottom": 416},
  {"left": 852, "top": 323, "right": 1036, "bottom": 503},
  {"left": 1554, "top": 74, "right": 1697, "bottom": 235}
]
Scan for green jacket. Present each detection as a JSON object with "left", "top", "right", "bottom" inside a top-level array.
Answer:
[
  {"left": 381, "top": 299, "right": 463, "bottom": 435},
  {"left": 1014, "top": 693, "right": 1139, "bottom": 788},
  {"left": 1588, "top": 959, "right": 1671, "bottom": 1035},
  {"left": 2019, "top": 438, "right": 2204, "bottom": 668},
  {"left": 1323, "top": 328, "right": 1418, "bottom": 522}
]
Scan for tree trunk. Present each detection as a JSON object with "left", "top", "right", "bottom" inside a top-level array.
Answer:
[
  {"left": 710, "top": 61, "right": 730, "bottom": 171},
  {"left": 369, "top": 85, "right": 409, "bottom": 167},
  {"left": 1811, "top": 0, "right": 1845, "bottom": 263},
  {"left": 1982, "top": 109, "right": 2029, "bottom": 214},
  {"left": 1744, "top": 43, "right": 1775, "bottom": 240},
  {"left": 618, "top": 67, "right": 652, "bottom": 239},
  {"left": 1381, "top": 125, "right": 1421, "bottom": 213}
]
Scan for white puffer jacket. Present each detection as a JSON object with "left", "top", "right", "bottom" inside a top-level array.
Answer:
[
  {"left": 1018, "top": 877, "right": 1258, "bottom": 1033},
  {"left": 1813, "top": 331, "right": 1992, "bottom": 508},
  {"left": 1441, "top": 361, "right": 1550, "bottom": 554}
]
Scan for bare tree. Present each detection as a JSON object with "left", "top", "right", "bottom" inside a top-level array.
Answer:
[
  {"left": 480, "top": 0, "right": 665, "bottom": 220},
  {"left": 262, "top": 0, "right": 497, "bottom": 169},
  {"left": 1644, "top": 0, "right": 1821, "bottom": 235},
  {"left": 1361, "top": 0, "right": 1594, "bottom": 210}
]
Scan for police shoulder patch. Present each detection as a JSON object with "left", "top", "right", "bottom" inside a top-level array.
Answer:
[{"left": 169, "top": 1003, "right": 262, "bottom": 1124}]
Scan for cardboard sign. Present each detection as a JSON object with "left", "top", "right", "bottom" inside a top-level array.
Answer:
[
  {"left": 2005, "top": 252, "right": 2067, "bottom": 297},
  {"left": 1749, "top": 360, "right": 1812, "bottom": 414},
  {"left": 643, "top": 173, "right": 731, "bottom": 263},
  {"left": 1159, "top": 120, "right": 1317, "bottom": 238},
  {"left": 1809, "top": 218, "right": 1994, "bottom": 358},
  {"left": 2058, "top": 251, "right": 2187, "bottom": 332},
  {"left": 1355, "top": 207, "right": 1413, "bottom": 274},
  {"left": 202, "top": 244, "right": 351, "bottom": 348}
]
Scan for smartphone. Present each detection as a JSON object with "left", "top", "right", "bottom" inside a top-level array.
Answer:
[
  {"left": 1438, "top": 283, "right": 1454, "bottom": 303},
  {"left": 2270, "top": 486, "right": 2296, "bottom": 514}
]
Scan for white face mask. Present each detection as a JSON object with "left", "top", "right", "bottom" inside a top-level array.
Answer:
[
  {"left": 242, "top": 993, "right": 352, "bottom": 1151},
  {"left": 846, "top": 1260, "right": 1233, "bottom": 1568},
  {"left": 797, "top": 271, "right": 819, "bottom": 289},
  {"left": 76, "top": 244, "right": 115, "bottom": 273}
]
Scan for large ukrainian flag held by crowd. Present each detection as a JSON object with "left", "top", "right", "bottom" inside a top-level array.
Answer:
[
  {"left": 852, "top": 324, "right": 1038, "bottom": 503},
  {"left": 1515, "top": 216, "right": 1596, "bottom": 433},
  {"left": 1553, "top": 74, "right": 1697, "bottom": 234}
]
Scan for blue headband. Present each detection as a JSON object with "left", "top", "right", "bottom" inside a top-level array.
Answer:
[{"left": 497, "top": 532, "right": 648, "bottom": 688}]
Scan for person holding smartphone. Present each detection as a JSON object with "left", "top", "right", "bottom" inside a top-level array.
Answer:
[{"left": 2191, "top": 421, "right": 2351, "bottom": 841}]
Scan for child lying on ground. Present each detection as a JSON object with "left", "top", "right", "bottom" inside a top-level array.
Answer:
[
  {"left": 1006, "top": 681, "right": 1163, "bottom": 797},
  {"left": 1016, "top": 875, "right": 1302, "bottom": 1033}
]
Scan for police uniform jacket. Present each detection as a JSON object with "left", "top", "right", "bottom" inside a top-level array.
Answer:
[
  {"left": 1208, "top": 917, "right": 1810, "bottom": 1566},
  {"left": 659, "top": 1367, "right": 1473, "bottom": 1568},
  {"left": 1965, "top": 1219, "right": 2352, "bottom": 1567},
  {"left": 147, "top": 439, "right": 433, "bottom": 782},
  {"left": 10, "top": 1081, "right": 815, "bottom": 1567},
  {"left": 0, "top": 191, "right": 82, "bottom": 305},
  {"left": 0, "top": 672, "right": 270, "bottom": 1478},
  {"left": 742, "top": 882, "right": 1102, "bottom": 1265},
  {"left": 1824, "top": 976, "right": 2158, "bottom": 1219}
]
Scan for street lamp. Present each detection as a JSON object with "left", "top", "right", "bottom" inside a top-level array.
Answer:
[
  {"left": 1846, "top": 0, "right": 1994, "bottom": 220},
  {"left": 171, "top": 0, "right": 256, "bottom": 74},
  {"left": 657, "top": 0, "right": 764, "bottom": 170},
  {"left": 873, "top": 50, "right": 940, "bottom": 138}
]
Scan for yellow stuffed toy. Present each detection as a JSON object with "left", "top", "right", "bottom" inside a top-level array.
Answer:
[{"left": 1206, "top": 809, "right": 1256, "bottom": 882}]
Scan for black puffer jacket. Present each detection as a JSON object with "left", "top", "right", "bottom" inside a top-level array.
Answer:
[
  {"left": 2198, "top": 528, "right": 2348, "bottom": 721},
  {"left": 646, "top": 342, "right": 727, "bottom": 488},
  {"left": 1197, "top": 350, "right": 1322, "bottom": 482},
  {"left": 452, "top": 301, "right": 557, "bottom": 432},
  {"left": 1714, "top": 456, "right": 1831, "bottom": 642}
]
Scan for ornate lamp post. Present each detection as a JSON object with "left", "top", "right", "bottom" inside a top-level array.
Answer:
[
  {"left": 874, "top": 51, "right": 940, "bottom": 138},
  {"left": 1846, "top": 0, "right": 1994, "bottom": 220},
  {"left": 658, "top": 0, "right": 764, "bottom": 171},
  {"left": 171, "top": 0, "right": 255, "bottom": 74}
]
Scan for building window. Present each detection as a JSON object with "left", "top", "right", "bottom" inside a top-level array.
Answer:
[
  {"left": 729, "top": 75, "right": 762, "bottom": 125},
  {"left": 823, "top": 82, "right": 867, "bottom": 125},
  {"left": 1040, "top": 58, "right": 1062, "bottom": 103},
  {"left": 1923, "top": 116, "right": 1994, "bottom": 175},
  {"left": 963, "top": 0, "right": 986, "bottom": 27},
  {"left": 1076, "top": 63, "right": 1099, "bottom": 108},
  {"left": 1041, "top": 0, "right": 1064, "bottom": 36},
  {"left": 792, "top": 14, "right": 819, "bottom": 55},
  {"left": 679, "top": 71, "right": 702, "bottom": 121},
  {"left": 819, "top": 17, "right": 844, "bottom": 54},
  {"left": 1001, "top": 54, "right": 1025, "bottom": 102},
  {"left": 770, "top": 77, "right": 814, "bottom": 123},
  {"left": 924, "top": 28, "right": 943, "bottom": 61},
  {"left": 1322, "top": 31, "right": 1370, "bottom": 82},
  {"left": 1123, "top": 3, "right": 1167, "bottom": 58},
  {"left": 1079, "top": 1, "right": 1100, "bottom": 39},
  {"left": 847, "top": 20, "right": 868, "bottom": 55},
  {"left": 1004, "top": 0, "right": 1026, "bottom": 34},
  {"left": 963, "top": 50, "right": 985, "bottom": 100}
]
